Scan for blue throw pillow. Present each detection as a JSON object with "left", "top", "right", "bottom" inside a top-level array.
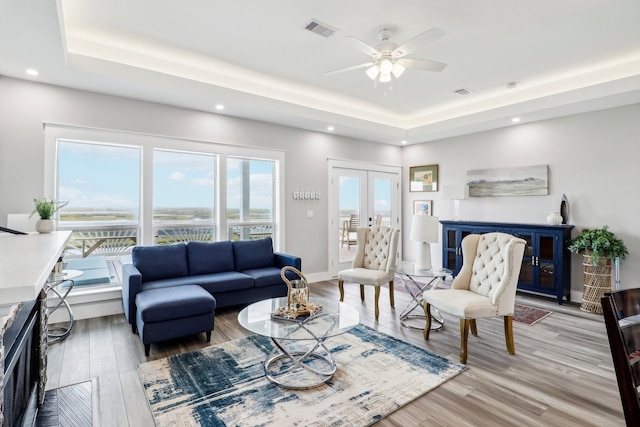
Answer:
[
  {"left": 132, "top": 244, "right": 188, "bottom": 282},
  {"left": 233, "top": 237, "right": 274, "bottom": 271},
  {"left": 187, "top": 241, "right": 235, "bottom": 275}
]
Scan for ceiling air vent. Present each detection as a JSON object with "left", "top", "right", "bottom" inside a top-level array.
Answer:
[
  {"left": 304, "top": 20, "right": 337, "bottom": 38},
  {"left": 454, "top": 88, "right": 473, "bottom": 96}
]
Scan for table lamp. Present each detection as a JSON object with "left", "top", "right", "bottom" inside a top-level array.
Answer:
[
  {"left": 410, "top": 215, "right": 439, "bottom": 270},
  {"left": 443, "top": 185, "right": 467, "bottom": 221}
]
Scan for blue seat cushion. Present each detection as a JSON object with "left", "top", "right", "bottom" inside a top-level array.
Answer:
[
  {"left": 136, "top": 285, "right": 216, "bottom": 323},
  {"left": 233, "top": 237, "right": 274, "bottom": 271},
  {"left": 133, "top": 243, "right": 188, "bottom": 283},
  {"left": 242, "top": 267, "right": 289, "bottom": 288},
  {"left": 187, "top": 241, "right": 235, "bottom": 275},
  {"left": 141, "top": 271, "right": 254, "bottom": 293}
]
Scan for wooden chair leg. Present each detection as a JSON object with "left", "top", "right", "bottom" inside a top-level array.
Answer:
[
  {"left": 423, "top": 302, "right": 432, "bottom": 340},
  {"left": 374, "top": 285, "right": 380, "bottom": 320},
  {"left": 460, "top": 318, "right": 470, "bottom": 364},
  {"left": 389, "top": 280, "right": 395, "bottom": 307},
  {"left": 360, "top": 284, "right": 365, "bottom": 301},
  {"left": 338, "top": 280, "right": 345, "bottom": 302},
  {"left": 470, "top": 319, "right": 478, "bottom": 336},
  {"left": 504, "top": 315, "right": 515, "bottom": 355}
]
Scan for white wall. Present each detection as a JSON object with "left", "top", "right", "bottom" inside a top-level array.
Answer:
[
  {"left": 0, "top": 76, "right": 402, "bottom": 276},
  {"left": 402, "top": 103, "right": 640, "bottom": 299},
  {"left": 2, "top": 75, "right": 639, "bottom": 304}
]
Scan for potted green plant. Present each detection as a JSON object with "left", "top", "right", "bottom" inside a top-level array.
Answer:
[
  {"left": 568, "top": 226, "right": 629, "bottom": 265},
  {"left": 568, "top": 226, "right": 629, "bottom": 314},
  {"left": 30, "top": 197, "right": 68, "bottom": 233}
]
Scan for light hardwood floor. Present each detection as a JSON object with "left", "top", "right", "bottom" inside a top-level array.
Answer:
[{"left": 46, "top": 281, "right": 625, "bottom": 426}]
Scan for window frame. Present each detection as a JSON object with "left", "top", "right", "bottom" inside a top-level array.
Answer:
[{"left": 44, "top": 124, "right": 286, "bottom": 251}]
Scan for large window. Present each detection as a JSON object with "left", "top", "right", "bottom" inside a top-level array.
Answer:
[
  {"left": 227, "top": 157, "right": 275, "bottom": 240},
  {"left": 153, "top": 149, "right": 216, "bottom": 244},
  {"left": 45, "top": 124, "right": 285, "bottom": 291},
  {"left": 57, "top": 140, "right": 140, "bottom": 261}
]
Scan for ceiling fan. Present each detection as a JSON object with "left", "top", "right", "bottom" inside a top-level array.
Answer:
[{"left": 326, "top": 27, "right": 447, "bottom": 83}]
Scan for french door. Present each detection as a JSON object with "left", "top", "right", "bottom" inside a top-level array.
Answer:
[{"left": 328, "top": 160, "right": 401, "bottom": 276}]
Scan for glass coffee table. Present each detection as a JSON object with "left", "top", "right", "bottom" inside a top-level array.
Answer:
[
  {"left": 238, "top": 297, "right": 359, "bottom": 389},
  {"left": 394, "top": 263, "right": 453, "bottom": 331}
]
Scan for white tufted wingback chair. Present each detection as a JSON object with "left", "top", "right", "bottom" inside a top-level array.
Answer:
[
  {"left": 423, "top": 232, "right": 526, "bottom": 364},
  {"left": 338, "top": 225, "right": 400, "bottom": 320}
]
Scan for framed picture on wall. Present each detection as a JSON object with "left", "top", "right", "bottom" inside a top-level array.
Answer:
[
  {"left": 413, "top": 200, "right": 433, "bottom": 216},
  {"left": 409, "top": 164, "right": 438, "bottom": 192}
]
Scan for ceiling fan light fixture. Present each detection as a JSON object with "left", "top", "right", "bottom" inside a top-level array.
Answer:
[
  {"left": 366, "top": 65, "right": 380, "bottom": 80},
  {"left": 379, "top": 59, "right": 394, "bottom": 74},
  {"left": 391, "top": 62, "right": 405, "bottom": 78},
  {"left": 379, "top": 72, "right": 392, "bottom": 83}
]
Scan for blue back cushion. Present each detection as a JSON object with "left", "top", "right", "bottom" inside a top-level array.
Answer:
[
  {"left": 132, "top": 244, "right": 188, "bottom": 282},
  {"left": 233, "top": 237, "right": 274, "bottom": 271},
  {"left": 187, "top": 241, "right": 235, "bottom": 275}
]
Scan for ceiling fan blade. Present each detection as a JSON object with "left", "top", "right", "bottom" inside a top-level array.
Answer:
[
  {"left": 394, "top": 27, "right": 445, "bottom": 57},
  {"left": 343, "top": 36, "right": 380, "bottom": 57},
  {"left": 325, "top": 62, "right": 375, "bottom": 76},
  {"left": 399, "top": 58, "right": 447, "bottom": 72}
]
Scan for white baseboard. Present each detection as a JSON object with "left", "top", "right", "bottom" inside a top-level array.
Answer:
[{"left": 304, "top": 271, "right": 334, "bottom": 283}]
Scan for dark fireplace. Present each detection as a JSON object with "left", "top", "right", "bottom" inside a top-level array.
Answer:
[{"left": 2, "top": 298, "right": 42, "bottom": 427}]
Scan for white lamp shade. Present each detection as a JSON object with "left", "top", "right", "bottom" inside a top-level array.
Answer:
[
  {"left": 379, "top": 59, "right": 394, "bottom": 74},
  {"left": 410, "top": 215, "right": 439, "bottom": 243},
  {"left": 391, "top": 62, "right": 405, "bottom": 78},
  {"left": 442, "top": 184, "right": 467, "bottom": 200},
  {"left": 366, "top": 65, "right": 380, "bottom": 80}
]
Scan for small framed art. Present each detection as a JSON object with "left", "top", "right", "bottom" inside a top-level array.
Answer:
[
  {"left": 409, "top": 164, "right": 438, "bottom": 192},
  {"left": 413, "top": 200, "right": 433, "bottom": 216}
]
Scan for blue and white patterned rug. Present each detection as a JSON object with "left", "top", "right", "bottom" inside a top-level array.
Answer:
[{"left": 138, "top": 324, "right": 467, "bottom": 426}]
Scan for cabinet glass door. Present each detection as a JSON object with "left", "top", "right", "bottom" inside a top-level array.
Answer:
[
  {"left": 537, "top": 234, "right": 556, "bottom": 289},
  {"left": 444, "top": 228, "right": 457, "bottom": 272},
  {"left": 517, "top": 232, "right": 534, "bottom": 287}
]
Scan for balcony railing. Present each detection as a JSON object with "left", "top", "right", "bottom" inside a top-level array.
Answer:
[
  {"left": 61, "top": 223, "right": 274, "bottom": 260},
  {"left": 156, "top": 224, "right": 216, "bottom": 244},
  {"left": 63, "top": 225, "right": 139, "bottom": 258},
  {"left": 228, "top": 223, "right": 273, "bottom": 241}
]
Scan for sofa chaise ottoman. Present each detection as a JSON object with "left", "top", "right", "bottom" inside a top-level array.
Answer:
[{"left": 136, "top": 284, "right": 216, "bottom": 356}]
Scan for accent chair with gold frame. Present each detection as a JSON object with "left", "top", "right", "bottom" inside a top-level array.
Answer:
[
  {"left": 338, "top": 225, "right": 399, "bottom": 320},
  {"left": 423, "top": 232, "right": 526, "bottom": 364}
]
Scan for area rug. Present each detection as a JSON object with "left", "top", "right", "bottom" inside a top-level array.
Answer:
[
  {"left": 35, "top": 378, "right": 98, "bottom": 426},
  {"left": 138, "top": 324, "right": 467, "bottom": 426},
  {"left": 513, "top": 304, "right": 552, "bottom": 325}
]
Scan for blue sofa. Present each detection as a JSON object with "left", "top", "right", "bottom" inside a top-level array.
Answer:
[{"left": 122, "top": 237, "right": 301, "bottom": 331}]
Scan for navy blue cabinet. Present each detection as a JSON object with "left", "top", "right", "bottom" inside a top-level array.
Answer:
[{"left": 441, "top": 220, "right": 574, "bottom": 304}]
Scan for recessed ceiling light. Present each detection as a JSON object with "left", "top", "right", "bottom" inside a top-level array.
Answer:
[
  {"left": 327, "top": 126, "right": 334, "bottom": 131},
  {"left": 215, "top": 104, "right": 224, "bottom": 110},
  {"left": 401, "top": 140, "right": 407, "bottom": 145},
  {"left": 26, "top": 68, "right": 38, "bottom": 76},
  {"left": 511, "top": 117, "right": 521, "bottom": 123}
]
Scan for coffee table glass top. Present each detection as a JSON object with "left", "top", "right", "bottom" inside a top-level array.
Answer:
[{"left": 238, "top": 297, "right": 359, "bottom": 340}]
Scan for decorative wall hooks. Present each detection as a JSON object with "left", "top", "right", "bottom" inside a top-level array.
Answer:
[{"left": 292, "top": 189, "right": 320, "bottom": 200}]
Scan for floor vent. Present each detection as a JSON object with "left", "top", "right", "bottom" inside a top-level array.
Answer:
[{"left": 304, "top": 20, "right": 337, "bottom": 38}]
